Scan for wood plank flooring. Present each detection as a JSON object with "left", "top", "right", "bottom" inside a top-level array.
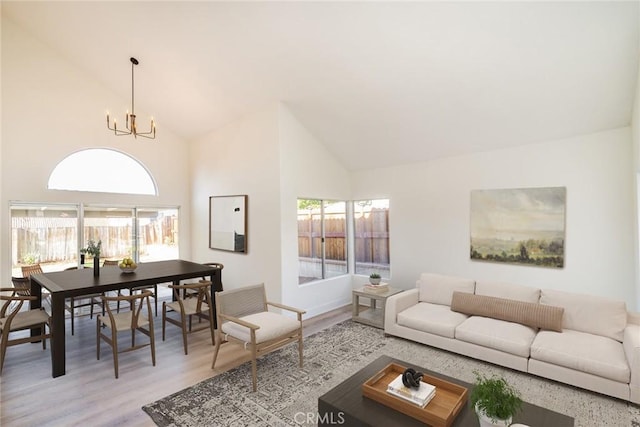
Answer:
[{"left": 0, "top": 289, "right": 352, "bottom": 427}]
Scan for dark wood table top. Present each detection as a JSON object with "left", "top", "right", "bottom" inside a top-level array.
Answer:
[
  {"left": 318, "top": 355, "right": 574, "bottom": 427},
  {"left": 31, "top": 259, "right": 219, "bottom": 297}
]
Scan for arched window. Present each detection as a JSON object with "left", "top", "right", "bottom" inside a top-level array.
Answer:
[{"left": 48, "top": 148, "right": 157, "bottom": 195}]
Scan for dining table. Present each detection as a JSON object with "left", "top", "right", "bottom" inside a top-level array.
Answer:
[{"left": 30, "top": 259, "right": 223, "bottom": 378}]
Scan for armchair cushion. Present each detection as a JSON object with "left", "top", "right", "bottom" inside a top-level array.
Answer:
[{"left": 222, "top": 311, "right": 300, "bottom": 344}]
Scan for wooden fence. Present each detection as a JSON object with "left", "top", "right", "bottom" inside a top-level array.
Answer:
[
  {"left": 11, "top": 216, "right": 176, "bottom": 265},
  {"left": 297, "top": 208, "right": 389, "bottom": 264}
]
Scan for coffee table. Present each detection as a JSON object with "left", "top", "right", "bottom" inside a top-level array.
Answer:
[{"left": 318, "top": 355, "right": 574, "bottom": 426}]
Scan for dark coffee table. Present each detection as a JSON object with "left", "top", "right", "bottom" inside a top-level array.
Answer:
[{"left": 318, "top": 355, "right": 574, "bottom": 426}]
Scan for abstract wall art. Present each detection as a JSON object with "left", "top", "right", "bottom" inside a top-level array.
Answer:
[{"left": 209, "top": 195, "right": 247, "bottom": 253}]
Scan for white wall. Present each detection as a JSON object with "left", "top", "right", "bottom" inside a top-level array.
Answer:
[
  {"left": 1, "top": 17, "right": 192, "bottom": 280},
  {"left": 632, "top": 55, "right": 640, "bottom": 310},
  {"left": 189, "top": 104, "right": 353, "bottom": 315},
  {"left": 352, "top": 128, "right": 637, "bottom": 310},
  {"left": 278, "top": 106, "right": 352, "bottom": 317},
  {"left": 189, "top": 106, "right": 283, "bottom": 301}
]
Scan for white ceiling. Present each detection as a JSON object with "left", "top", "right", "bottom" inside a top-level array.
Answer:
[{"left": 3, "top": 1, "right": 639, "bottom": 170}]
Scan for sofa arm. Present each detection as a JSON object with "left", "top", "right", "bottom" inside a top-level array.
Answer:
[
  {"left": 623, "top": 324, "right": 640, "bottom": 403},
  {"left": 384, "top": 289, "right": 418, "bottom": 331}
]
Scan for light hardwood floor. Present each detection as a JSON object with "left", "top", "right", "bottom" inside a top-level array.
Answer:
[{"left": 0, "top": 289, "right": 352, "bottom": 427}]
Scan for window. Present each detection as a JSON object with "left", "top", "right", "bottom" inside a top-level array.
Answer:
[
  {"left": 297, "top": 199, "right": 348, "bottom": 284},
  {"left": 137, "top": 208, "right": 179, "bottom": 262},
  {"left": 48, "top": 148, "right": 157, "bottom": 195},
  {"left": 353, "top": 199, "right": 390, "bottom": 278},
  {"left": 83, "top": 206, "right": 135, "bottom": 261},
  {"left": 10, "top": 203, "right": 80, "bottom": 275},
  {"left": 10, "top": 203, "right": 179, "bottom": 276}
]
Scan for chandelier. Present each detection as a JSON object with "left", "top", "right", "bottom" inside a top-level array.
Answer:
[{"left": 106, "top": 57, "right": 156, "bottom": 139}]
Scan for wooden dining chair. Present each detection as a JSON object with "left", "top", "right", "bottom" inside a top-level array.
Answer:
[
  {"left": 103, "top": 259, "right": 159, "bottom": 316},
  {"left": 0, "top": 287, "right": 52, "bottom": 374},
  {"left": 10, "top": 277, "right": 30, "bottom": 296},
  {"left": 211, "top": 283, "right": 305, "bottom": 391},
  {"left": 101, "top": 260, "right": 156, "bottom": 315},
  {"left": 64, "top": 267, "right": 104, "bottom": 335},
  {"left": 162, "top": 280, "right": 215, "bottom": 355},
  {"left": 97, "top": 290, "right": 156, "bottom": 379},
  {"left": 181, "top": 262, "right": 223, "bottom": 299},
  {"left": 21, "top": 264, "right": 51, "bottom": 309}
]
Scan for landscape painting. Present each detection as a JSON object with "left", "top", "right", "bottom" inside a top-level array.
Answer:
[{"left": 470, "top": 187, "right": 566, "bottom": 268}]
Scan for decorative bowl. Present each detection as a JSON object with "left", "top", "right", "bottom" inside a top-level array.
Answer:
[{"left": 119, "top": 266, "right": 137, "bottom": 274}]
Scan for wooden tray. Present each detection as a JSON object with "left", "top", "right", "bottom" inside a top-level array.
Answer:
[{"left": 362, "top": 362, "right": 468, "bottom": 427}]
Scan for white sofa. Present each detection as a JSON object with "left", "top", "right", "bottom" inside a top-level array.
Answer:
[{"left": 384, "top": 273, "right": 640, "bottom": 403}]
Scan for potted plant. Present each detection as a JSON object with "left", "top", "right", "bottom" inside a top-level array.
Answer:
[
  {"left": 81, "top": 239, "right": 102, "bottom": 277},
  {"left": 369, "top": 273, "right": 381, "bottom": 285},
  {"left": 470, "top": 371, "right": 522, "bottom": 427}
]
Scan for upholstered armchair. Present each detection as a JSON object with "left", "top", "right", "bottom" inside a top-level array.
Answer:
[{"left": 211, "top": 283, "right": 305, "bottom": 391}]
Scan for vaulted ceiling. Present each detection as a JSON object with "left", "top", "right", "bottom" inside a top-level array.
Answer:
[{"left": 3, "top": 1, "right": 639, "bottom": 170}]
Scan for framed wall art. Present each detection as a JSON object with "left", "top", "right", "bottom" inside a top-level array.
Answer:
[
  {"left": 209, "top": 195, "right": 247, "bottom": 253},
  {"left": 470, "top": 187, "right": 566, "bottom": 268}
]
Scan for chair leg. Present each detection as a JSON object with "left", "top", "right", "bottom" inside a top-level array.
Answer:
[
  {"left": 211, "top": 331, "right": 222, "bottom": 369},
  {"left": 148, "top": 322, "right": 156, "bottom": 367},
  {"left": 251, "top": 350, "right": 258, "bottom": 392},
  {"left": 162, "top": 302, "right": 167, "bottom": 342},
  {"left": 154, "top": 284, "right": 158, "bottom": 316},
  {"left": 42, "top": 322, "right": 47, "bottom": 350},
  {"left": 181, "top": 313, "right": 188, "bottom": 355},
  {"left": 111, "top": 328, "right": 119, "bottom": 379},
  {"left": 298, "top": 334, "right": 304, "bottom": 367},
  {"left": 209, "top": 316, "right": 216, "bottom": 347},
  {"left": 0, "top": 331, "right": 9, "bottom": 375},
  {"left": 96, "top": 317, "right": 101, "bottom": 360}
]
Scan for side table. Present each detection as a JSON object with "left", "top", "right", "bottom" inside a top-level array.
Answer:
[{"left": 352, "top": 286, "right": 402, "bottom": 329}]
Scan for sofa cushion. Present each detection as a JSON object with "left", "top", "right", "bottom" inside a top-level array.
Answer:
[
  {"left": 451, "top": 292, "right": 564, "bottom": 332},
  {"left": 455, "top": 316, "right": 537, "bottom": 357},
  {"left": 540, "top": 289, "right": 627, "bottom": 342},
  {"left": 475, "top": 280, "right": 540, "bottom": 303},
  {"left": 531, "top": 329, "right": 630, "bottom": 383},
  {"left": 397, "top": 302, "right": 468, "bottom": 338},
  {"left": 417, "top": 273, "right": 475, "bottom": 306}
]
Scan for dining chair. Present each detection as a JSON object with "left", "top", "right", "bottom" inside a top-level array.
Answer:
[
  {"left": 10, "top": 277, "right": 30, "bottom": 296},
  {"left": 129, "top": 283, "right": 158, "bottom": 316},
  {"left": 211, "top": 283, "right": 305, "bottom": 391},
  {"left": 97, "top": 290, "right": 156, "bottom": 378},
  {"left": 103, "top": 259, "right": 159, "bottom": 316},
  {"left": 0, "top": 287, "right": 52, "bottom": 374},
  {"left": 20, "top": 264, "right": 51, "bottom": 308},
  {"left": 181, "top": 262, "right": 224, "bottom": 299},
  {"left": 162, "top": 280, "right": 215, "bottom": 355},
  {"left": 64, "top": 267, "right": 104, "bottom": 335},
  {"left": 101, "top": 260, "right": 157, "bottom": 315}
]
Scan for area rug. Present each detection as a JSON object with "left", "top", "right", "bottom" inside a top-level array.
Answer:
[{"left": 143, "top": 320, "right": 640, "bottom": 427}]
